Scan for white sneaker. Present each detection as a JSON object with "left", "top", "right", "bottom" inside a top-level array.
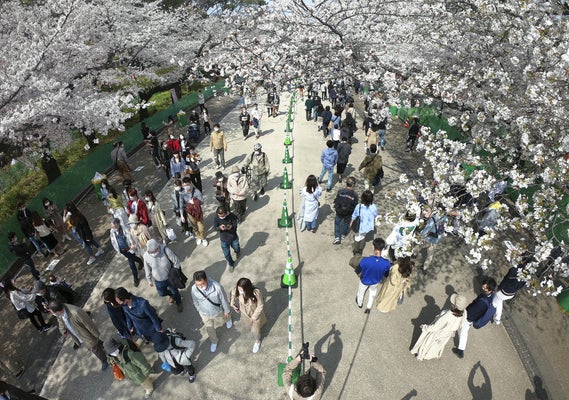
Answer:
[
  {"left": 201, "top": 239, "right": 208, "bottom": 247},
  {"left": 196, "top": 239, "right": 202, "bottom": 245},
  {"left": 188, "top": 232, "right": 195, "bottom": 240},
  {"left": 210, "top": 342, "right": 217, "bottom": 353},
  {"left": 87, "top": 257, "right": 96, "bottom": 265},
  {"left": 252, "top": 342, "right": 261, "bottom": 353},
  {"left": 184, "top": 231, "right": 190, "bottom": 237},
  {"left": 494, "top": 319, "right": 501, "bottom": 325},
  {"left": 95, "top": 248, "right": 104, "bottom": 257},
  {"left": 226, "top": 320, "right": 233, "bottom": 329}
]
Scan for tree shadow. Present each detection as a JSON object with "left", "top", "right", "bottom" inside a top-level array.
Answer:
[
  {"left": 525, "top": 375, "right": 549, "bottom": 400},
  {"left": 467, "top": 361, "right": 492, "bottom": 400},
  {"left": 314, "top": 323, "right": 343, "bottom": 396},
  {"left": 409, "top": 295, "right": 441, "bottom": 350}
]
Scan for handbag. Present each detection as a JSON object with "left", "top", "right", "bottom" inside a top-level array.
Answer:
[
  {"left": 113, "top": 363, "right": 125, "bottom": 381},
  {"left": 350, "top": 205, "right": 362, "bottom": 233},
  {"left": 16, "top": 308, "right": 30, "bottom": 320},
  {"left": 166, "top": 227, "right": 177, "bottom": 241},
  {"left": 397, "top": 293, "right": 405, "bottom": 305},
  {"left": 168, "top": 266, "right": 188, "bottom": 289}
]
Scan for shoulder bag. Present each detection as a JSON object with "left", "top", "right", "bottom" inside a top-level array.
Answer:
[{"left": 351, "top": 205, "right": 362, "bottom": 233}]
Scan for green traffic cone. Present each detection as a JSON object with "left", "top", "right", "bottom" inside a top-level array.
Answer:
[
  {"left": 558, "top": 288, "right": 569, "bottom": 315},
  {"left": 280, "top": 166, "right": 292, "bottom": 188},
  {"left": 280, "top": 256, "right": 297, "bottom": 288},
  {"left": 284, "top": 131, "right": 292, "bottom": 146},
  {"left": 277, "top": 199, "right": 293, "bottom": 228},
  {"left": 282, "top": 145, "right": 293, "bottom": 164}
]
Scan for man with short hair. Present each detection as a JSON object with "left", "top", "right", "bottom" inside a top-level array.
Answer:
[
  {"left": 143, "top": 238, "right": 183, "bottom": 312},
  {"left": 227, "top": 166, "right": 249, "bottom": 222},
  {"left": 239, "top": 107, "right": 251, "bottom": 140},
  {"left": 48, "top": 299, "right": 109, "bottom": 371},
  {"left": 318, "top": 140, "right": 338, "bottom": 192},
  {"left": 242, "top": 143, "right": 270, "bottom": 201},
  {"left": 213, "top": 205, "right": 241, "bottom": 273},
  {"left": 190, "top": 270, "right": 231, "bottom": 353},
  {"left": 209, "top": 123, "right": 227, "bottom": 169},
  {"left": 115, "top": 287, "right": 164, "bottom": 342},
  {"left": 358, "top": 144, "right": 383, "bottom": 191},
  {"left": 8, "top": 232, "right": 40, "bottom": 280},
  {"left": 332, "top": 177, "right": 358, "bottom": 245},
  {"left": 109, "top": 219, "right": 143, "bottom": 287},
  {"left": 111, "top": 141, "right": 132, "bottom": 181},
  {"left": 354, "top": 238, "right": 391, "bottom": 314},
  {"left": 453, "top": 277, "right": 497, "bottom": 358},
  {"left": 304, "top": 95, "right": 314, "bottom": 121}
]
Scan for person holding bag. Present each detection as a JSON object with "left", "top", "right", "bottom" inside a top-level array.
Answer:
[
  {"left": 2, "top": 280, "right": 51, "bottom": 334},
  {"left": 229, "top": 278, "right": 267, "bottom": 353},
  {"left": 376, "top": 257, "right": 414, "bottom": 313},
  {"left": 350, "top": 190, "right": 378, "bottom": 257}
]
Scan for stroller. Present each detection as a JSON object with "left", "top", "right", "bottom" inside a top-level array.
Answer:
[{"left": 187, "top": 123, "right": 200, "bottom": 142}]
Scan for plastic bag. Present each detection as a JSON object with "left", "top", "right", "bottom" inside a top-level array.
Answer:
[{"left": 166, "top": 227, "right": 177, "bottom": 241}]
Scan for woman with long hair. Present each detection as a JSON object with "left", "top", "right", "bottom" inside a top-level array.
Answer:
[
  {"left": 144, "top": 190, "right": 168, "bottom": 244},
  {"left": 107, "top": 184, "right": 129, "bottom": 230},
  {"left": 42, "top": 197, "right": 71, "bottom": 242},
  {"left": 299, "top": 175, "right": 322, "bottom": 232},
  {"left": 31, "top": 211, "right": 63, "bottom": 257},
  {"left": 350, "top": 190, "right": 378, "bottom": 256},
  {"left": 2, "top": 280, "right": 50, "bottom": 333},
  {"left": 376, "top": 257, "right": 414, "bottom": 313},
  {"left": 229, "top": 278, "right": 267, "bottom": 353}
]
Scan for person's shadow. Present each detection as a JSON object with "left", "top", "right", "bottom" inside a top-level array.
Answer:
[
  {"left": 468, "top": 361, "right": 492, "bottom": 400},
  {"left": 409, "top": 295, "right": 440, "bottom": 350},
  {"left": 314, "top": 324, "right": 343, "bottom": 394},
  {"left": 525, "top": 375, "right": 549, "bottom": 400}
]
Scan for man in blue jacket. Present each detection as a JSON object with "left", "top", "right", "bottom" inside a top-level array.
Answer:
[
  {"left": 355, "top": 238, "right": 391, "bottom": 314},
  {"left": 115, "top": 287, "right": 163, "bottom": 343},
  {"left": 318, "top": 140, "right": 338, "bottom": 192},
  {"left": 453, "top": 277, "right": 497, "bottom": 358}
]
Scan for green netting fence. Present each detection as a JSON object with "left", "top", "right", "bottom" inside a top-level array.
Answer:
[{"left": 0, "top": 81, "right": 226, "bottom": 274}]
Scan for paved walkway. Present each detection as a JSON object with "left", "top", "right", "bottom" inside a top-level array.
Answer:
[{"left": 1, "top": 92, "right": 563, "bottom": 399}]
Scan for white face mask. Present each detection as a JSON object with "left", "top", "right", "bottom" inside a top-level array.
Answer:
[
  {"left": 44, "top": 202, "right": 50, "bottom": 207},
  {"left": 110, "top": 349, "right": 120, "bottom": 357},
  {"left": 255, "top": 150, "right": 261, "bottom": 155},
  {"left": 214, "top": 127, "right": 219, "bottom": 132},
  {"left": 174, "top": 186, "right": 182, "bottom": 191},
  {"left": 101, "top": 184, "right": 106, "bottom": 188},
  {"left": 144, "top": 197, "right": 151, "bottom": 202},
  {"left": 129, "top": 196, "right": 135, "bottom": 201},
  {"left": 184, "top": 186, "right": 192, "bottom": 192},
  {"left": 238, "top": 288, "right": 244, "bottom": 295}
]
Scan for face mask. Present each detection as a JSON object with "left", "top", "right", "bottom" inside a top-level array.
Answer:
[
  {"left": 255, "top": 150, "right": 261, "bottom": 155},
  {"left": 217, "top": 178, "right": 223, "bottom": 182},
  {"left": 101, "top": 184, "right": 106, "bottom": 188},
  {"left": 66, "top": 212, "right": 72, "bottom": 217},
  {"left": 150, "top": 252, "right": 159, "bottom": 258},
  {"left": 214, "top": 127, "right": 219, "bottom": 132},
  {"left": 238, "top": 288, "right": 244, "bottom": 295},
  {"left": 110, "top": 349, "right": 120, "bottom": 357},
  {"left": 184, "top": 186, "right": 192, "bottom": 192},
  {"left": 44, "top": 202, "right": 50, "bottom": 207},
  {"left": 129, "top": 196, "right": 135, "bottom": 201},
  {"left": 174, "top": 186, "right": 181, "bottom": 191},
  {"left": 144, "top": 197, "right": 151, "bottom": 202},
  {"left": 218, "top": 214, "right": 226, "bottom": 220}
]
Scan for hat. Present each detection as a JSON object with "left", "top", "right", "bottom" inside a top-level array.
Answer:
[
  {"left": 450, "top": 293, "right": 468, "bottom": 311},
  {"left": 152, "top": 332, "right": 170, "bottom": 352},
  {"left": 103, "top": 338, "right": 120, "bottom": 355},
  {"left": 253, "top": 143, "right": 262, "bottom": 151},
  {"left": 146, "top": 239, "right": 160, "bottom": 253},
  {"left": 128, "top": 214, "right": 139, "bottom": 224},
  {"left": 231, "top": 166, "right": 240, "bottom": 174},
  {"left": 215, "top": 171, "right": 224, "bottom": 180}
]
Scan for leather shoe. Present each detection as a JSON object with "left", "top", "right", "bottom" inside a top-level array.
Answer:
[
  {"left": 452, "top": 348, "right": 464, "bottom": 359},
  {"left": 355, "top": 297, "right": 362, "bottom": 309}
]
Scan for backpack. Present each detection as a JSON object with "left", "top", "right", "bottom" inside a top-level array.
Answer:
[
  {"left": 165, "top": 329, "right": 187, "bottom": 350},
  {"left": 473, "top": 296, "right": 496, "bottom": 329},
  {"left": 334, "top": 190, "right": 357, "bottom": 216}
]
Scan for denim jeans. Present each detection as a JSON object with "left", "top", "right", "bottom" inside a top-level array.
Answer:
[
  {"left": 334, "top": 215, "right": 351, "bottom": 239},
  {"left": 305, "top": 219, "right": 317, "bottom": 231},
  {"left": 120, "top": 249, "right": 143, "bottom": 282},
  {"left": 221, "top": 238, "right": 240, "bottom": 267},
  {"left": 379, "top": 130, "right": 386, "bottom": 148},
  {"left": 84, "top": 239, "right": 101, "bottom": 257},
  {"left": 318, "top": 166, "right": 334, "bottom": 190},
  {"left": 154, "top": 279, "right": 181, "bottom": 305}
]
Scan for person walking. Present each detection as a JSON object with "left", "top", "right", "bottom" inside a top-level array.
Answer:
[
  {"left": 110, "top": 141, "right": 132, "bottom": 182},
  {"left": 197, "top": 90, "right": 206, "bottom": 112},
  {"left": 350, "top": 190, "right": 378, "bottom": 256},
  {"left": 318, "top": 140, "right": 338, "bottom": 192},
  {"left": 406, "top": 116, "right": 421, "bottom": 152},
  {"left": 115, "top": 287, "right": 164, "bottom": 342},
  {"left": 101, "top": 288, "right": 131, "bottom": 339},
  {"left": 336, "top": 136, "right": 352, "bottom": 183},
  {"left": 127, "top": 189, "right": 151, "bottom": 228},
  {"left": 385, "top": 210, "right": 420, "bottom": 262},
  {"left": 227, "top": 166, "right": 249, "bottom": 222},
  {"left": 410, "top": 293, "right": 468, "bottom": 361},
  {"left": 2, "top": 280, "right": 50, "bottom": 334},
  {"left": 354, "top": 238, "right": 391, "bottom": 314},
  {"left": 453, "top": 277, "right": 497, "bottom": 359},
  {"left": 7, "top": 232, "right": 41, "bottom": 281},
  {"left": 304, "top": 96, "right": 314, "bottom": 121},
  {"left": 31, "top": 211, "right": 64, "bottom": 257},
  {"left": 416, "top": 205, "right": 445, "bottom": 274},
  {"left": 169, "top": 152, "right": 186, "bottom": 180},
  {"left": 190, "top": 270, "right": 232, "bottom": 353},
  {"left": 184, "top": 146, "right": 203, "bottom": 192},
  {"left": 42, "top": 197, "right": 71, "bottom": 242},
  {"left": 229, "top": 278, "right": 267, "bottom": 353},
  {"left": 213, "top": 205, "right": 241, "bottom": 273},
  {"left": 104, "top": 338, "right": 154, "bottom": 399},
  {"left": 376, "top": 257, "right": 414, "bottom": 313},
  {"left": 48, "top": 299, "right": 109, "bottom": 371},
  {"left": 209, "top": 123, "right": 227, "bottom": 170},
  {"left": 298, "top": 175, "right": 322, "bottom": 232},
  {"left": 109, "top": 219, "right": 143, "bottom": 287},
  {"left": 64, "top": 202, "right": 104, "bottom": 266},
  {"left": 332, "top": 177, "right": 358, "bottom": 245},
  {"left": 492, "top": 256, "right": 530, "bottom": 325},
  {"left": 242, "top": 143, "right": 270, "bottom": 201},
  {"left": 358, "top": 144, "right": 383, "bottom": 190},
  {"left": 152, "top": 331, "right": 197, "bottom": 383},
  {"left": 239, "top": 107, "right": 251, "bottom": 140},
  {"left": 250, "top": 103, "right": 262, "bottom": 138},
  {"left": 181, "top": 177, "right": 208, "bottom": 246},
  {"left": 143, "top": 239, "right": 184, "bottom": 312},
  {"left": 171, "top": 178, "right": 192, "bottom": 238}
]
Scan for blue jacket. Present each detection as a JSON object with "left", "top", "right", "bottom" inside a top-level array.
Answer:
[
  {"left": 466, "top": 293, "right": 492, "bottom": 322},
  {"left": 357, "top": 256, "right": 391, "bottom": 285},
  {"left": 106, "top": 303, "right": 130, "bottom": 339},
  {"left": 321, "top": 148, "right": 338, "bottom": 169},
  {"left": 122, "top": 295, "right": 162, "bottom": 338}
]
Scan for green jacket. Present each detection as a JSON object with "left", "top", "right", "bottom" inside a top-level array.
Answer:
[
  {"left": 108, "top": 339, "right": 151, "bottom": 385},
  {"left": 358, "top": 153, "right": 383, "bottom": 180}
]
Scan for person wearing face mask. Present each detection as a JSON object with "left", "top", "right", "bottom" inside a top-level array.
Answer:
[
  {"left": 158, "top": 141, "right": 172, "bottom": 180},
  {"left": 181, "top": 177, "right": 208, "bottom": 246},
  {"left": 229, "top": 278, "right": 266, "bottom": 353},
  {"left": 110, "top": 141, "right": 132, "bottom": 182},
  {"left": 171, "top": 178, "right": 191, "bottom": 237},
  {"left": 167, "top": 134, "right": 181, "bottom": 153},
  {"left": 127, "top": 188, "right": 151, "bottom": 227},
  {"left": 242, "top": 143, "right": 270, "bottom": 201},
  {"left": 143, "top": 239, "right": 184, "bottom": 312},
  {"left": 213, "top": 205, "right": 240, "bottom": 272},
  {"left": 213, "top": 171, "right": 230, "bottom": 209},
  {"left": 250, "top": 103, "right": 263, "bottom": 138},
  {"left": 42, "top": 197, "right": 71, "bottom": 242},
  {"left": 144, "top": 190, "right": 168, "bottom": 244},
  {"left": 209, "top": 123, "right": 228, "bottom": 170},
  {"left": 169, "top": 152, "right": 186, "bottom": 181},
  {"left": 104, "top": 337, "right": 154, "bottom": 399},
  {"left": 128, "top": 214, "right": 152, "bottom": 259},
  {"left": 185, "top": 146, "right": 202, "bottom": 192}
]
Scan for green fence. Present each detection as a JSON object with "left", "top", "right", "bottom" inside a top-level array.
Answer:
[{"left": 0, "top": 81, "right": 226, "bottom": 274}]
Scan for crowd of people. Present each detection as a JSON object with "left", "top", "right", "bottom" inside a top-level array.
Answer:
[{"left": 1, "top": 80, "right": 528, "bottom": 399}]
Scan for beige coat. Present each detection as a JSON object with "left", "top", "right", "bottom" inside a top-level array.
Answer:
[
  {"left": 283, "top": 358, "right": 326, "bottom": 400},
  {"left": 410, "top": 309, "right": 466, "bottom": 361},
  {"left": 376, "top": 264, "right": 411, "bottom": 313},
  {"left": 365, "top": 129, "right": 379, "bottom": 148},
  {"left": 230, "top": 288, "right": 267, "bottom": 337},
  {"left": 55, "top": 304, "right": 101, "bottom": 349}
]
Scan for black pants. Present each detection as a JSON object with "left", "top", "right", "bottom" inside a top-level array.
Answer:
[
  {"left": 242, "top": 124, "right": 250, "bottom": 137},
  {"left": 27, "top": 308, "right": 48, "bottom": 331},
  {"left": 120, "top": 249, "right": 143, "bottom": 283},
  {"left": 189, "top": 173, "right": 202, "bottom": 193}
]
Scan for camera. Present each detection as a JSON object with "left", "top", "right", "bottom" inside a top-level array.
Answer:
[{"left": 299, "top": 342, "right": 317, "bottom": 362}]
